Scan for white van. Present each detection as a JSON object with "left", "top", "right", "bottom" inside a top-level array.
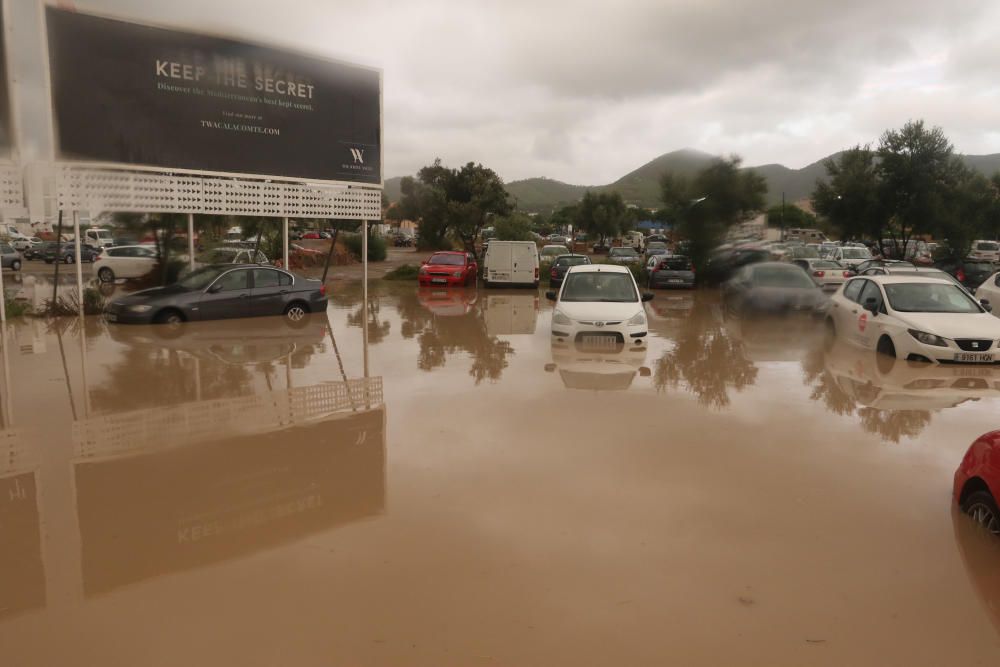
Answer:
[
  {"left": 483, "top": 241, "right": 539, "bottom": 288},
  {"left": 971, "top": 240, "right": 1000, "bottom": 263},
  {"left": 83, "top": 227, "right": 115, "bottom": 249}
]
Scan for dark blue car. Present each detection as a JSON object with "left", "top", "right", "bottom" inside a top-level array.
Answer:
[{"left": 104, "top": 264, "right": 327, "bottom": 326}]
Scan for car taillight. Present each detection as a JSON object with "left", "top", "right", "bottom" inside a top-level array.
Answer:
[
  {"left": 957, "top": 268, "right": 966, "bottom": 282},
  {"left": 813, "top": 270, "right": 825, "bottom": 277},
  {"left": 320, "top": 284, "right": 327, "bottom": 296},
  {"left": 843, "top": 271, "right": 851, "bottom": 278},
  {"left": 551, "top": 268, "right": 558, "bottom": 278}
]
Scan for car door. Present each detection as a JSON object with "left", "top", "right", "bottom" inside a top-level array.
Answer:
[
  {"left": 855, "top": 280, "right": 887, "bottom": 349},
  {"left": 978, "top": 273, "right": 1000, "bottom": 315},
  {"left": 833, "top": 278, "right": 866, "bottom": 341},
  {"left": 134, "top": 246, "right": 157, "bottom": 278},
  {"left": 465, "top": 253, "right": 478, "bottom": 282},
  {"left": 512, "top": 244, "right": 536, "bottom": 284},
  {"left": 249, "top": 268, "right": 287, "bottom": 317},
  {"left": 197, "top": 268, "right": 251, "bottom": 320}
]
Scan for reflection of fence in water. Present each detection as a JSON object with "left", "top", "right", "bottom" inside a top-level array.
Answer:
[
  {"left": 0, "top": 428, "right": 30, "bottom": 476},
  {"left": 72, "top": 377, "right": 383, "bottom": 461}
]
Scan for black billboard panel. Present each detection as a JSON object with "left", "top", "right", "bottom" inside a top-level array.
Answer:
[{"left": 46, "top": 7, "right": 380, "bottom": 184}]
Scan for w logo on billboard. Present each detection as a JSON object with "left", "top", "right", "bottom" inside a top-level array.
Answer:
[{"left": 349, "top": 148, "right": 365, "bottom": 164}]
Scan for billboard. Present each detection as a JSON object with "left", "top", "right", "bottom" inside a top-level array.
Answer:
[{"left": 45, "top": 7, "right": 381, "bottom": 185}]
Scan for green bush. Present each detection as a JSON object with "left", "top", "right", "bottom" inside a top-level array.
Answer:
[
  {"left": 627, "top": 263, "right": 651, "bottom": 289},
  {"left": 383, "top": 264, "right": 421, "bottom": 281},
  {"left": 344, "top": 233, "right": 388, "bottom": 262},
  {"left": 4, "top": 297, "right": 31, "bottom": 318},
  {"left": 39, "top": 286, "right": 105, "bottom": 317}
]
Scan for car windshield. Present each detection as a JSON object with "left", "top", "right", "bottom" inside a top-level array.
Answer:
[
  {"left": 752, "top": 266, "right": 816, "bottom": 288},
  {"left": 610, "top": 248, "right": 638, "bottom": 257},
  {"left": 976, "top": 242, "right": 999, "bottom": 251},
  {"left": 842, "top": 248, "right": 871, "bottom": 259},
  {"left": 428, "top": 254, "right": 465, "bottom": 266},
  {"left": 791, "top": 247, "right": 820, "bottom": 258},
  {"left": 647, "top": 242, "right": 666, "bottom": 250},
  {"left": 561, "top": 272, "right": 638, "bottom": 302},
  {"left": 542, "top": 246, "right": 568, "bottom": 255},
  {"left": 556, "top": 256, "right": 589, "bottom": 267},
  {"left": 176, "top": 266, "right": 229, "bottom": 290},
  {"left": 884, "top": 283, "right": 982, "bottom": 313},
  {"left": 812, "top": 261, "right": 841, "bottom": 269}
]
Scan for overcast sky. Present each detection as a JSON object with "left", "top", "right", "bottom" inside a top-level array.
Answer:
[{"left": 13, "top": 0, "right": 1000, "bottom": 184}]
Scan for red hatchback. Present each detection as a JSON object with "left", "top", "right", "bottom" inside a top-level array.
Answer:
[
  {"left": 418, "top": 251, "right": 478, "bottom": 287},
  {"left": 954, "top": 430, "right": 1000, "bottom": 535}
]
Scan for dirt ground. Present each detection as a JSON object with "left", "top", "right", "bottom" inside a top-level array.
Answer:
[{"left": 1, "top": 283, "right": 1000, "bottom": 666}]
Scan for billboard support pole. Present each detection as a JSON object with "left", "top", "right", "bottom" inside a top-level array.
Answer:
[
  {"left": 320, "top": 229, "right": 338, "bottom": 284},
  {"left": 282, "top": 217, "right": 289, "bottom": 269},
  {"left": 362, "top": 219, "right": 369, "bottom": 380},
  {"left": 187, "top": 213, "right": 195, "bottom": 271},
  {"left": 72, "top": 211, "right": 83, "bottom": 311}
]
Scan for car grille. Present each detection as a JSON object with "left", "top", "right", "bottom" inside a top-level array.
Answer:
[
  {"left": 955, "top": 339, "right": 994, "bottom": 352},
  {"left": 578, "top": 320, "right": 622, "bottom": 326}
]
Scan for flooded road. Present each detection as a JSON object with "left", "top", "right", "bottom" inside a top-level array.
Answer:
[{"left": 1, "top": 282, "right": 1000, "bottom": 665}]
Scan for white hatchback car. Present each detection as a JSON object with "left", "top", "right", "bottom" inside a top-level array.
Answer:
[
  {"left": 828, "top": 275, "right": 1000, "bottom": 363},
  {"left": 546, "top": 264, "right": 653, "bottom": 351},
  {"left": 94, "top": 244, "right": 158, "bottom": 282}
]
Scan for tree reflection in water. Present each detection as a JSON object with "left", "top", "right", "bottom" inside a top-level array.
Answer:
[
  {"left": 652, "top": 298, "right": 757, "bottom": 408},
  {"left": 799, "top": 348, "right": 932, "bottom": 443},
  {"left": 346, "top": 295, "right": 391, "bottom": 345},
  {"left": 395, "top": 290, "right": 514, "bottom": 384}
]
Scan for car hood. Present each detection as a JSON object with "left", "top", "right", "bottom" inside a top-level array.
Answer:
[
  {"left": 895, "top": 312, "right": 1000, "bottom": 340},
  {"left": 557, "top": 301, "right": 644, "bottom": 322}
]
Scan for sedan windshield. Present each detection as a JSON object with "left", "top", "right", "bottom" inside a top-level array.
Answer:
[
  {"left": 842, "top": 248, "right": 871, "bottom": 259},
  {"left": 556, "top": 256, "right": 589, "bottom": 267},
  {"left": 176, "top": 266, "right": 229, "bottom": 290},
  {"left": 884, "top": 283, "right": 982, "bottom": 313},
  {"left": 561, "top": 272, "right": 638, "bottom": 302},
  {"left": 428, "top": 254, "right": 465, "bottom": 266}
]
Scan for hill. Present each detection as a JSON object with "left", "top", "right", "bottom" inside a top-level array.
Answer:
[{"left": 384, "top": 149, "right": 1000, "bottom": 212}]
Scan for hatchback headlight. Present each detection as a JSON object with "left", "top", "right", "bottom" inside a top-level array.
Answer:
[
  {"left": 552, "top": 310, "right": 571, "bottom": 326},
  {"left": 127, "top": 304, "right": 153, "bottom": 313},
  {"left": 452, "top": 271, "right": 463, "bottom": 277},
  {"left": 907, "top": 329, "right": 948, "bottom": 347},
  {"left": 627, "top": 310, "right": 647, "bottom": 326}
]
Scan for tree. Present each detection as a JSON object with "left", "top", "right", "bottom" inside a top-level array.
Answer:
[
  {"left": 660, "top": 156, "right": 767, "bottom": 271},
  {"left": 548, "top": 204, "right": 578, "bottom": 235},
  {"left": 494, "top": 213, "right": 534, "bottom": 241},
  {"left": 574, "top": 191, "right": 630, "bottom": 244},
  {"left": 811, "top": 146, "right": 884, "bottom": 242},
  {"left": 765, "top": 203, "right": 816, "bottom": 232},
  {"left": 396, "top": 158, "right": 512, "bottom": 257}
]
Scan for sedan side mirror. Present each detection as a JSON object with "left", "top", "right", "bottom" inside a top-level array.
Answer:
[
  {"left": 981, "top": 298, "right": 993, "bottom": 313},
  {"left": 864, "top": 297, "right": 879, "bottom": 315},
  {"left": 545, "top": 290, "right": 557, "bottom": 301},
  {"left": 641, "top": 292, "right": 654, "bottom": 302}
]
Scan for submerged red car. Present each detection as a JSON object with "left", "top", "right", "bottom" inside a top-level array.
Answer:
[
  {"left": 418, "top": 251, "right": 478, "bottom": 287},
  {"left": 954, "top": 430, "right": 1000, "bottom": 535}
]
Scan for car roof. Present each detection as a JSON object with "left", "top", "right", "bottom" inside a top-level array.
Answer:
[
  {"left": 569, "top": 264, "right": 630, "bottom": 274},
  {"left": 856, "top": 275, "right": 956, "bottom": 285}
]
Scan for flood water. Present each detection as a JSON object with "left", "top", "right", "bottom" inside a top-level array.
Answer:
[{"left": 2, "top": 282, "right": 1000, "bottom": 665}]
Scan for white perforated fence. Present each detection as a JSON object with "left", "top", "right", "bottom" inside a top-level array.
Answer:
[
  {"left": 55, "top": 165, "right": 382, "bottom": 219},
  {"left": 0, "top": 428, "right": 29, "bottom": 476},
  {"left": 0, "top": 163, "right": 24, "bottom": 211},
  {"left": 72, "top": 377, "right": 383, "bottom": 461}
]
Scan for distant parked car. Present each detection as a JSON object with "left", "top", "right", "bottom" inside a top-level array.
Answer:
[
  {"left": 607, "top": 246, "right": 643, "bottom": 266},
  {"left": 592, "top": 240, "right": 611, "bottom": 254},
  {"left": 644, "top": 241, "right": 669, "bottom": 259},
  {"left": 26, "top": 241, "right": 57, "bottom": 260},
  {"left": 548, "top": 254, "right": 591, "bottom": 287},
  {"left": 195, "top": 247, "right": 269, "bottom": 268},
  {"left": 646, "top": 234, "right": 669, "bottom": 245},
  {"left": 418, "top": 251, "right": 478, "bottom": 287},
  {"left": 104, "top": 265, "right": 327, "bottom": 325},
  {"left": 540, "top": 245, "right": 571, "bottom": 261},
  {"left": 301, "top": 231, "right": 322, "bottom": 240},
  {"left": 792, "top": 258, "right": 852, "bottom": 290},
  {"left": 954, "top": 431, "right": 1000, "bottom": 536},
  {"left": 649, "top": 255, "right": 695, "bottom": 289},
  {"left": 722, "top": 262, "right": 828, "bottom": 317},
  {"left": 970, "top": 240, "right": 1000, "bottom": 263},
  {"left": 936, "top": 258, "right": 997, "bottom": 291},
  {"left": 11, "top": 237, "right": 42, "bottom": 252},
  {"left": 825, "top": 245, "right": 874, "bottom": 269},
  {"left": 0, "top": 242, "right": 21, "bottom": 271},
  {"left": 43, "top": 243, "right": 99, "bottom": 264},
  {"left": 853, "top": 259, "right": 914, "bottom": 275},
  {"left": 94, "top": 244, "right": 158, "bottom": 282}
]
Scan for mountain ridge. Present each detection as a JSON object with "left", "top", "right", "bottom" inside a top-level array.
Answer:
[{"left": 384, "top": 149, "right": 1000, "bottom": 211}]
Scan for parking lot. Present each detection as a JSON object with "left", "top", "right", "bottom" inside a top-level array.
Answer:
[{"left": 1, "top": 281, "right": 999, "bottom": 666}]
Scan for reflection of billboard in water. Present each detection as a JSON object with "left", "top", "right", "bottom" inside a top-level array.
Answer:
[
  {"left": 0, "top": 473, "right": 45, "bottom": 618},
  {"left": 76, "top": 407, "right": 385, "bottom": 597},
  {"left": 46, "top": 7, "right": 381, "bottom": 183}
]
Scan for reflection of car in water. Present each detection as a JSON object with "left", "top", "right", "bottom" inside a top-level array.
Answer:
[
  {"left": 952, "top": 503, "right": 1000, "bottom": 637},
  {"left": 417, "top": 287, "right": 478, "bottom": 317},
  {"left": 106, "top": 314, "right": 328, "bottom": 365},
  {"left": 724, "top": 313, "right": 824, "bottom": 362},
  {"left": 484, "top": 293, "right": 537, "bottom": 335},
  {"left": 824, "top": 342, "right": 1000, "bottom": 410},
  {"left": 545, "top": 341, "right": 649, "bottom": 391}
]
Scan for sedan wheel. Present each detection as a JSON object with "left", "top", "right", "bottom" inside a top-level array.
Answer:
[
  {"left": 98, "top": 267, "right": 115, "bottom": 283},
  {"left": 963, "top": 491, "right": 1000, "bottom": 536},
  {"left": 284, "top": 303, "right": 308, "bottom": 324},
  {"left": 64, "top": 255, "right": 74, "bottom": 264}
]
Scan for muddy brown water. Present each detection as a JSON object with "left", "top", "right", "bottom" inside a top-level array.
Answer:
[{"left": 1, "top": 282, "right": 999, "bottom": 665}]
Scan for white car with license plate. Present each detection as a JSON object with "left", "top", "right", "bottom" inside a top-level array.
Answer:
[
  {"left": 546, "top": 264, "right": 653, "bottom": 352},
  {"left": 93, "top": 244, "right": 158, "bottom": 282},
  {"left": 828, "top": 275, "right": 1000, "bottom": 364}
]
